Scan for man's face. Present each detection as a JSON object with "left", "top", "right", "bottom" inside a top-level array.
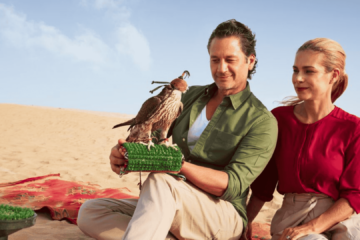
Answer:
[{"left": 209, "top": 36, "right": 255, "bottom": 94}]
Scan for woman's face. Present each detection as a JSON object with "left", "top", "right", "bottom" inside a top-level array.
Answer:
[{"left": 292, "top": 50, "right": 334, "bottom": 102}]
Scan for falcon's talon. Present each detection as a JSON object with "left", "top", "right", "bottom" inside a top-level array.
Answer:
[
  {"left": 160, "top": 141, "right": 179, "bottom": 151},
  {"left": 143, "top": 139, "right": 155, "bottom": 151},
  {"left": 139, "top": 140, "right": 155, "bottom": 151},
  {"left": 148, "top": 141, "right": 155, "bottom": 151},
  {"left": 169, "top": 144, "right": 179, "bottom": 151}
]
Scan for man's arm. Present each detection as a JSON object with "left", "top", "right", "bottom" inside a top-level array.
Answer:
[
  {"left": 219, "top": 116, "right": 277, "bottom": 201},
  {"left": 180, "top": 162, "right": 228, "bottom": 196},
  {"left": 181, "top": 116, "right": 278, "bottom": 198}
]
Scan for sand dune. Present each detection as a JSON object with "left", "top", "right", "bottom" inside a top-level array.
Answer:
[
  {"left": 0, "top": 104, "right": 141, "bottom": 190},
  {"left": 0, "top": 103, "right": 281, "bottom": 239}
]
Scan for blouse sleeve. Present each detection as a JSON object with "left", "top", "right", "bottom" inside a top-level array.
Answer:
[
  {"left": 250, "top": 149, "right": 279, "bottom": 202},
  {"left": 339, "top": 122, "right": 360, "bottom": 213}
]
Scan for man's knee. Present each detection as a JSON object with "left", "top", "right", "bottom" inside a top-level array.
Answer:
[
  {"left": 77, "top": 199, "right": 96, "bottom": 229},
  {"left": 142, "top": 172, "right": 167, "bottom": 185},
  {"left": 141, "top": 173, "right": 184, "bottom": 201},
  {"left": 77, "top": 199, "right": 108, "bottom": 231},
  {"left": 147, "top": 172, "right": 168, "bottom": 181}
]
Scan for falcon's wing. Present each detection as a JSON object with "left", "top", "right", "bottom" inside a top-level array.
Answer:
[
  {"left": 135, "top": 96, "right": 162, "bottom": 124},
  {"left": 176, "top": 102, "right": 183, "bottom": 118}
]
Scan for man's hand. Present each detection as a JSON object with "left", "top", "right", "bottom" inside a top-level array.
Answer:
[{"left": 109, "top": 139, "right": 127, "bottom": 175}]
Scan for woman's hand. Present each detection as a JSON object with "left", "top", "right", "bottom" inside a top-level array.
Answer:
[
  {"left": 279, "top": 223, "right": 314, "bottom": 240},
  {"left": 279, "top": 198, "right": 353, "bottom": 240},
  {"left": 241, "top": 195, "right": 266, "bottom": 240},
  {"left": 109, "top": 139, "right": 127, "bottom": 174},
  {"left": 240, "top": 222, "right": 252, "bottom": 240}
]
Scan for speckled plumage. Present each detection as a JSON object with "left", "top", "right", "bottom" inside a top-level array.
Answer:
[{"left": 113, "top": 71, "right": 189, "bottom": 147}]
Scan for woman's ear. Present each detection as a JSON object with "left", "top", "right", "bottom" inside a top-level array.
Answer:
[{"left": 331, "top": 68, "right": 340, "bottom": 84}]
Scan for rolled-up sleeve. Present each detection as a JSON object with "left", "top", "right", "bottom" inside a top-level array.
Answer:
[
  {"left": 339, "top": 124, "right": 360, "bottom": 213},
  {"left": 219, "top": 115, "right": 278, "bottom": 202}
]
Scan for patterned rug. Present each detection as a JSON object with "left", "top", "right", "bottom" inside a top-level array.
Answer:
[
  {"left": 0, "top": 174, "right": 271, "bottom": 239},
  {"left": 0, "top": 174, "right": 137, "bottom": 224},
  {"left": 251, "top": 222, "right": 271, "bottom": 239}
]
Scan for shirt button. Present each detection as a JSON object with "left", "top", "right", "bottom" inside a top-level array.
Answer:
[{"left": 182, "top": 138, "right": 185, "bottom": 142}]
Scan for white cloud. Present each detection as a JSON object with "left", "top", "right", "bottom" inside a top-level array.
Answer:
[
  {"left": 92, "top": 0, "right": 123, "bottom": 9},
  {"left": 79, "top": 0, "right": 130, "bottom": 19},
  {"left": 80, "top": 0, "right": 118, "bottom": 9},
  {"left": 0, "top": 4, "right": 110, "bottom": 65},
  {"left": 0, "top": 3, "right": 152, "bottom": 71},
  {"left": 115, "top": 24, "right": 152, "bottom": 71},
  {"left": 79, "top": 0, "right": 152, "bottom": 71}
]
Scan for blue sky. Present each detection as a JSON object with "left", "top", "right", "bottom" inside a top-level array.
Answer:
[{"left": 1, "top": 0, "right": 359, "bottom": 116}]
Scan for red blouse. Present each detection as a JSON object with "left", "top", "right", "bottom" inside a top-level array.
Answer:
[{"left": 251, "top": 106, "right": 360, "bottom": 213}]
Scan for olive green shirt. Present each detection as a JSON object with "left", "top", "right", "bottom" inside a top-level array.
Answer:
[{"left": 168, "top": 82, "right": 278, "bottom": 228}]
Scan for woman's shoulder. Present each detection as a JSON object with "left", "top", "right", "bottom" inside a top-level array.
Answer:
[
  {"left": 332, "top": 106, "right": 360, "bottom": 125},
  {"left": 270, "top": 105, "right": 294, "bottom": 119},
  {"left": 331, "top": 107, "right": 360, "bottom": 139}
]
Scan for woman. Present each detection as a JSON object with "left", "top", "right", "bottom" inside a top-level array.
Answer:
[{"left": 244, "top": 38, "right": 360, "bottom": 240}]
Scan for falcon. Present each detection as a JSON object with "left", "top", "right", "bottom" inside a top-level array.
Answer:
[{"left": 113, "top": 70, "right": 189, "bottom": 150}]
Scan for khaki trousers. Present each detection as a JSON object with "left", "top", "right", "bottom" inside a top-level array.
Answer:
[
  {"left": 271, "top": 193, "right": 360, "bottom": 240},
  {"left": 77, "top": 173, "right": 243, "bottom": 240}
]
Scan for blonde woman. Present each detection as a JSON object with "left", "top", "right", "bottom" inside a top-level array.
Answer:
[{"left": 244, "top": 38, "right": 360, "bottom": 240}]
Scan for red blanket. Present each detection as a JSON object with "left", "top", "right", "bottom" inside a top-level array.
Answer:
[
  {"left": 0, "top": 174, "right": 271, "bottom": 239},
  {"left": 0, "top": 174, "right": 137, "bottom": 224},
  {"left": 250, "top": 222, "right": 271, "bottom": 239}
]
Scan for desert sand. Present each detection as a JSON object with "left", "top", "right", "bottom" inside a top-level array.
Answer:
[{"left": 0, "top": 103, "right": 282, "bottom": 239}]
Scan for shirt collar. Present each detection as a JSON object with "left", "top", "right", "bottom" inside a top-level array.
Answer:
[
  {"left": 203, "top": 82, "right": 252, "bottom": 110},
  {"left": 204, "top": 83, "right": 217, "bottom": 96}
]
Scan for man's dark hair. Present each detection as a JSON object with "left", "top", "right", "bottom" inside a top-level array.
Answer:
[{"left": 207, "top": 19, "right": 258, "bottom": 79}]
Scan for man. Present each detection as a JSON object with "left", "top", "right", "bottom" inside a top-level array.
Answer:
[{"left": 78, "top": 19, "right": 278, "bottom": 240}]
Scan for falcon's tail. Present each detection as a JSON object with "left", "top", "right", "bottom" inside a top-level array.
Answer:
[{"left": 112, "top": 119, "right": 135, "bottom": 129}]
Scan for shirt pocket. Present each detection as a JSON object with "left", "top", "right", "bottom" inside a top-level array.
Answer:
[{"left": 205, "top": 129, "right": 243, "bottom": 165}]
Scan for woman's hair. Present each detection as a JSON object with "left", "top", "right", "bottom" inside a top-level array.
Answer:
[{"left": 282, "top": 38, "right": 348, "bottom": 106}]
